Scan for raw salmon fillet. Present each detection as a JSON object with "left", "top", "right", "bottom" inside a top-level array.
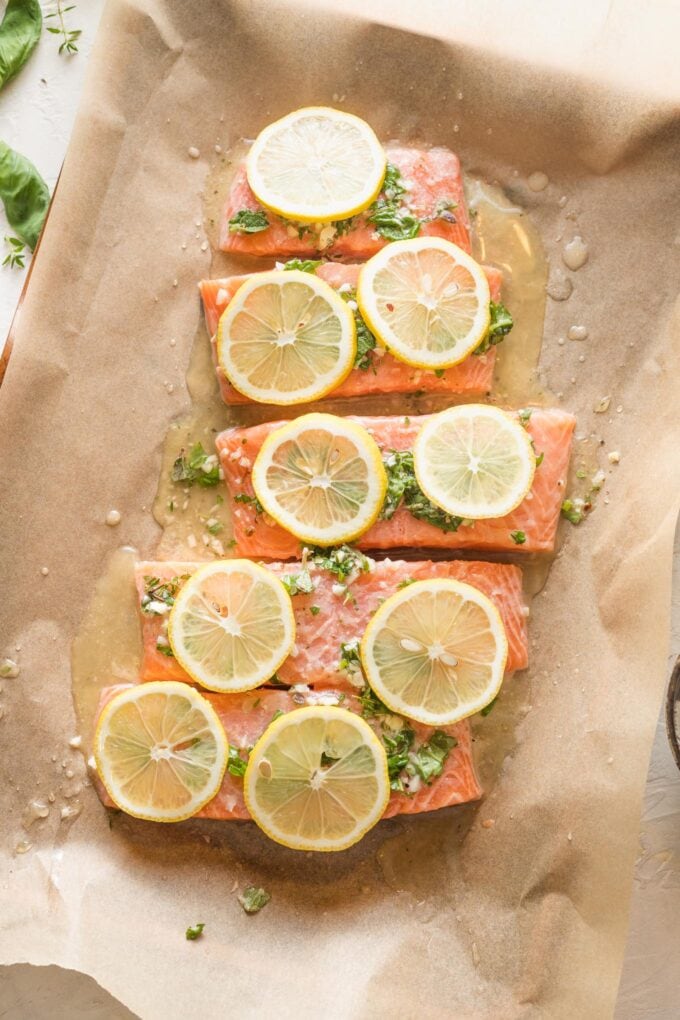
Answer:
[
  {"left": 199, "top": 262, "right": 502, "bottom": 404},
  {"left": 135, "top": 557, "right": 528, "bottom": 685},
  {"left": 216, "top": 409, "right": 576, "bottom": 558},
  {"left": 219, "top": 145, "right": 470, "bottom": 257},
  {"left": 94, "top": 685, "right": 482, "bottom": 821}
]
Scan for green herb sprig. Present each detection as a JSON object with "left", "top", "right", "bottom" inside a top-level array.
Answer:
[
  {"left": 2, "top": 235, "right": 25, "bottom": 268},
  {"left": 45, "top": 2, "right": 81, "bottom": 55},
  {"left": 228, "top": 209, "right": 269, "bottom": 234}
]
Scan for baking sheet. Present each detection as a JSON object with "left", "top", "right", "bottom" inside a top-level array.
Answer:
[{"left": 1, "top": 1, "right": 679, "bottom": 1016}]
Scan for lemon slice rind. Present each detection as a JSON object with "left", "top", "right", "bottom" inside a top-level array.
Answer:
[
  {"left": 251, "top": 413, "right": 387, "bottom": 546},
  {"left": 168, "top": 560, "right": 296, "bottom": 694},
  {"left": 243, "top": 705, "right": 390, "bottom": 852},
  {"left": 356, "top": 237, "right": 491, "bottom": 370},
  {"left": 360, "top": 579, "right": 508, "bottom": 726},
  {"left": 94, "top": 681, "right": 228, "bottom": 823},
  {"left": 246, "top": 107, "right": 386, "bottom": 223},
  {"left": 413, "top": 404, "right": 536, "bottom": 520},
  {"left": 217, "top": 270, "right": 356, "bottom": 406}
]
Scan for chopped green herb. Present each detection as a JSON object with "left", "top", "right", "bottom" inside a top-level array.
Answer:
[
  {"left": 206, "top": 519, "right": 223, "bottom": 535},
  {"left": 383, "top": 726, "right": 415, "bottom": 792},
  {"left": 171, "top": 443, "right": 220, "bottom": 487},
  {"left": 338, "top": 640, "right": 361, "bottom": 670},
  {"left": 271, "top": 708, "right": 285, "bottom": 722},
  {"left": 433, "top": 368, "right": 445, "bottom": 378},
  {"left": 141, "top": 573, "right": 190, "bottom": 614},
  {"left": 156, "top": 642, "right": 175, "bottom": 659},
  {"left": 305, "top": 545, "right": 372, "bottom": 585},
  {"left": 227, "top": 746, "right": 248, "bottom": 777},
  {"left": 185, "top": 922, "right": 205, "bottom": 941},
  {"left": 409, "top": 731, "right": 457, "bottom": 783},
  {"left": 358, "top": 684, "right": 390, "bottom": 719},
  {"left": 234, "top": 492, "right": 264, "bottom": 513},
  {"left": 381, "top": 451, "right": 463, "bottom": 533},
  {"left": 366, "top": 162, "right": 422, "bottom": 241},
  {"left": 510, "top": 530, "right": 526, "bottom": 545},
  {"left": 0, "top": 0, "right": 42, "bottom": 90},
  {"left": 228, "top": 209, "right": 269, "bottom": 234},
  {"left": 280, "top": 568, "right": 314, "bottom": 596},
  {"left": 353, "top": 307, "right": 378, "bottom": 371},
  {"left": 480, "top": 697, "right": 497, "bottom": 717},
  {"left": 474, "top": 301, "right": 514, "bottom": 356},
  {"left": 535, "top": 452, "right": 544, "bottom": 467},
  {"left": 238, "top": 886, "right": 270, "bottom": 914},
  {"left": 2, "top": 235, "right": 24, "bottom": 268},
  {"left": 561, "top": 499, "right": 584, "bottom": 525},
  {"left": 396, "top": 577, "right": 415, "bottom": 589},
  {"left": 269, "top": 672, "right": 285, "bottom": 686},
  {"left": 309, "top": 605, "right": 321, "bottom": 615},
  {"left": 576, "top": 469, "right": 587, "bottom": 480},
  {"left": 517, "top": 408, "right": 532, "bottom": 428},
  {"left": 282, "top": 258, "right": 322, "bottom": 273}
]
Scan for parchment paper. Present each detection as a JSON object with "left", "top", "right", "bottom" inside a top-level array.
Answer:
[{"left": 1, "top": 1, "right": 679, "bottom": 1017}]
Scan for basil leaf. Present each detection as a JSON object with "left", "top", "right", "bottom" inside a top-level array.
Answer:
[
  {"left": 0, "top": 0, "right": 41, "bottom": 90},
  {"left": 228, "top": 209, "right": 269, "bottom": 234},
  {"left": 0, "top": 141, "right": 50, "bottom": 249}
]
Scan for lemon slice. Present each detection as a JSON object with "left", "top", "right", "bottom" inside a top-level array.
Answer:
[
  {"left": 167, "top": 561, "right": 295, "bottom": 693},
  {"left": 217, "top": 270, "right": 356, "bottom": 405},
  {"left": 251, "top": 413, "right": 387, "bottom": 546},
  {"left": 356, "top": 237, "right": 491, "bottom": 369},
  {"left": 246, "top": 107, "right": 386, "bottom": 223},
  {"left": 244, "top": 705, "right": 389, "bottom": 851},
  {"left": 94, "top": 682, "right": 228, "bottom": 822},
  {"left": 361, "top": 579, "right": 508, "bottom": 726},
  {"left": 413, "top": 404, "right": 536, "bottom": 520}
]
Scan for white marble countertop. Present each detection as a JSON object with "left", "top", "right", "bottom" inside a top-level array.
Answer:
[{"left": 0, "top": 3, "right": 678, "bottom": 1016}]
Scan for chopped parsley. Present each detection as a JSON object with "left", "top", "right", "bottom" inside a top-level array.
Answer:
[
  {"left": 228, "top": 209, "right": 269, "bottom": 234},
  {"left": 510, "top": 530, "right": 526, "bottom": 545},
  {"left": 271, "top": 708, "right": 285, "bottom": 722},
  {"left": 364, "top": 162, "right": 421, "bottom": 241},
  {"left": 206, "top": 519, "right": 223, "bottom": 535},
  {"left": 234, "top": 492, "right": 264, "bottom": 513},
  {"left": 474, "top": 301, "right": 514, "bottom": 356},
  {"left": 535, "top": 451, "right": 544, "bottom": 467},
  {"left": 309, "top": 605, "right": 321, "bottom": 616},
  {"left": 358, "top": 684, "right": 391, "bottom": 718},
  {"left": 282, "top": 258, "right": 322, "bottom": 273},
  {"left": 238, "top": 886, "right": 270, "bottom": 914},
  {"left": 156, "top": 641, "right": 176, "bottom": 658},
  {"left": 384, "top": 726, "right": 416, "bottom": 792},
  {"left": 185, "top": 923, "right": 205, "bottom": 941},
  {"left": 305, "top": 545, "right": 372, "bottom": 584},
  {"left": 269, "top": 673, "right": 285, "bottom": 686},
  {"left": 227, "top": 746, "right": 248, "bottom": 777},
  {"left": 517, "top": 408, "right": 532, "bottom": 428},
  {"left": 280, "top": 567, "right": 314, "bottom": 596},
  {"left": 171, "top": 443, "right": 220, "bottom": 487},
  {"left": 141, "top": 574, "right": 190, "bottom": 614},
  {"left": 381, "top": 450, "right": 463, "bottom": 533},
  {"left": 338, "top": 640, "right": 361, "bottom": 673},
  {"left": 410, "top": 731, "right": 457, "bottom": 784},
  {"left": 561, "top": 499, "right": 585, "bottom": 525},
  {"left": 353, "top": 307, "right": 378, "bottom": 371}
]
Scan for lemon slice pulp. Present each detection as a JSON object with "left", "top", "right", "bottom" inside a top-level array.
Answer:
[
  {"left": 361, "top": 579, "right": 508, "bottom": 726},
  {"left": 217, "top": 270, "right": 356, "bottom": 405},
  {"left": 413, "top": 404, "right": 536, "bottom": 520},
  {"left": 251, "top": 413, "right": 387, "bottom": 546},
  {"left": 244, "top": 705, "right": 389, "bottom": 851},
  {"left": 94, "top": 681, "right": 228, "bottom": 822},
  {"left": 356, "top": 237, "right": 491, "bottom": 369},
  {"left": 167, "top": 561, "right": 295, "bottom": 693},
  {"left": 246, "top": 107, "right": 386, "bottom": 223}
]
